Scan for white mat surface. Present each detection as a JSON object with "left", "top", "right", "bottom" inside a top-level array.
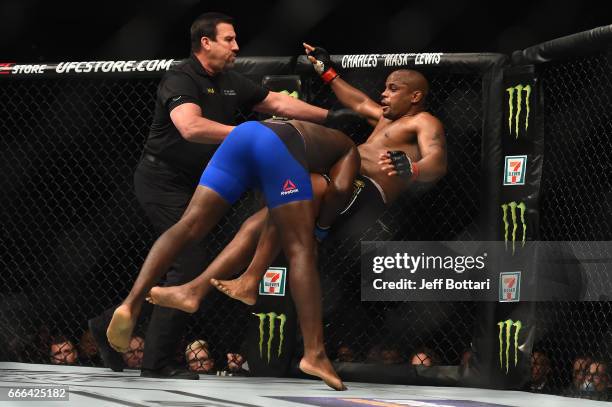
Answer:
[{"left": 0, "top": 362, "right": 606, "bottom": 406}]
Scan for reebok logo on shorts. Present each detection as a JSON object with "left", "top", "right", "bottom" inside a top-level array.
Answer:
[{"left": 280, "top": 179, "right": 299, "bottom": 196}]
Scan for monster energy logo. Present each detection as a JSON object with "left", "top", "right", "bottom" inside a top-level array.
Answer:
[
  {"left": 497, "top": 319, "right": 522, "bottom": 374},
  {"left": 253, "top": 312, "right": 286, "bottom": 363},
  {"left": 506, "top": 84, "right": 531, "bottom": 138},
  {"left": 501, "top": 201, "right": 526, "bottom": 254}
]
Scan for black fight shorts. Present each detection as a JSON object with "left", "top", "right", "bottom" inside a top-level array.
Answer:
[{"left": 327, "top": 174, "right": 389, "bottom": 242}]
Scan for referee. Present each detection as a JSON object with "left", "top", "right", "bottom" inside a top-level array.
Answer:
[{"left": 89, "top": 12, "right": 331, "bottom": 379}]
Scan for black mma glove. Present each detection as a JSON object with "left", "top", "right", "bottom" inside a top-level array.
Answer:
[
  {"left": 308, "top": 46, "right": 339, "bottom": 84},
  {"left": 387, "top": 150, "right": 419, "bottom": 181}
]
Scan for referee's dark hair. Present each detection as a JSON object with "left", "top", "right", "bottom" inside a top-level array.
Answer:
[{"left": 191, "top": 12, "right": 235, "bottom": 52}]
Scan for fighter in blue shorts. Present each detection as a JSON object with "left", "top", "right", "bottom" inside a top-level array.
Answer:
[
  {"left": 107, "top": 119, "right": 358, "bottom": 391},
  {"left": 200, "top": 120, "right": 313, "bottom": 209}
]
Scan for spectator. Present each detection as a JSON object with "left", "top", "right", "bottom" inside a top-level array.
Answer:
[
  {"left": 222, "top": 353, "right": 248, "bottom": 376},
  {"left": 49, "top": 336, "right": 78, "bottom": 365},
  {"left": 527, "top": 351, "right": 552, "bottom": 393},
  {"left": 79, "top": 329, "right": 101, "bottom": 366},
  {"left": 567, "top": 355, "right": 592, "bottom": 393},
  {"left": 409, "top": 347, "right": 439, "bottom": 367},
  {"left": 365, "top": 345, "right": 382, "bottom": 363},
  {"left": 380, "top": 346, "right": 403, "bottom": 365},
  {"left": 122, "top": 336, "right": 145, "bottom": 369},
  {"left": 335, "top": 344, "right": 356, "bottom": 363},
  {"left": 365, "top": 344, "right": 403, "bottom": 364},
  {"left": 186, "top": 339, "right": 215, "bottom": 374},
  {"left": 581, "top": 360, "right": 609, "bottom": 398}
]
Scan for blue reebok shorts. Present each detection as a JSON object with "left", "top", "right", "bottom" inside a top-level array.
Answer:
[{"left": 199, "top": 121, "right": 313, "bottom": 208}]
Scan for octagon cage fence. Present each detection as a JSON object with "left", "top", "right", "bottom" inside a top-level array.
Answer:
[{"left": 0, "top": 24, "right": 610, "bottom": 401}]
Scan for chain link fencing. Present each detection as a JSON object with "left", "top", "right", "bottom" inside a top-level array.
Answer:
[
  {"left": 0, "top": 76, "right": 260, "bottom": 367},
  {"left": 534, "top": 47, "right": 612, "bottom": 400},
  {"left": 0, "top": 47, "right": 610, "bottom": 400},
  {"left": 0, "top": 66, "right": 483, "bottom": 372}
]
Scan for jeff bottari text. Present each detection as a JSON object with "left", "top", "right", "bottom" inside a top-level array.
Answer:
[{"left": 371, "top": 253, "right": 491, "bottom": 291}]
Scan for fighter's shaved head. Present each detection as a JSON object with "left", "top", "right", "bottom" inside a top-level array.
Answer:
[{"left": 388, "top": 69, "right": 429, "bottom": 99}]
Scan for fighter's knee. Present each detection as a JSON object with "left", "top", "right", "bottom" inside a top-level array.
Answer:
[
  {"left": 182, "top": 216, "right": 208, "bottom": 241},
  {"left": 321, "top": 179, "right": 353, "bottom": 207},
  {"left": 332, "top": 177, "right": 354, "bottom": 198},
  {"left": 281, "top": 225, "right": 315, "bottom": 253},
  {"left": 283, "top": 238, "right": 315, "bottom": 261}
]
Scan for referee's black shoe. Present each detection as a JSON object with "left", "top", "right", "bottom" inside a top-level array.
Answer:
[{"left": 88, "top": 311, "right": 125, "bottom": 372}]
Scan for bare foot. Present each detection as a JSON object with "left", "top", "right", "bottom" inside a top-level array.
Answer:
[
  {"left": 210, "top": 277, "right": 258, "bottom": 306},
  {"left": 299, "top": 354, "right": 347, "bottom": 391},
  {"left": 106, "top": 305, "right": 135, "bottom": 353},
  {"left": 146, "top": 285, "right": 200, "bottom": 313}
]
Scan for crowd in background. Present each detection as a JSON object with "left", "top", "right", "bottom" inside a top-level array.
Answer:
[{"left": 3, "top": 325, "right": 609, "bottom": 401}]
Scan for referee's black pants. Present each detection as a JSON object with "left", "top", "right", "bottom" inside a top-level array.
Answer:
[{"left": 134, "top": 156, "right": 209, "bottom": 371}]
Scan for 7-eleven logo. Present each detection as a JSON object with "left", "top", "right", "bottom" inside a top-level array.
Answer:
[
  {"left": 499, "top": 272, "right": 521, "bottom": 302},
  {"left": 259, "top": 267, "right": 286, "bottom": 296},
  {"left": 503, "top": 155, "right": 527, "bottom": 185}
]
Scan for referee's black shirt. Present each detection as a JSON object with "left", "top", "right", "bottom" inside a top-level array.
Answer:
[{"left": 144, "top": 54, "right": 269, "bottom": 176}]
